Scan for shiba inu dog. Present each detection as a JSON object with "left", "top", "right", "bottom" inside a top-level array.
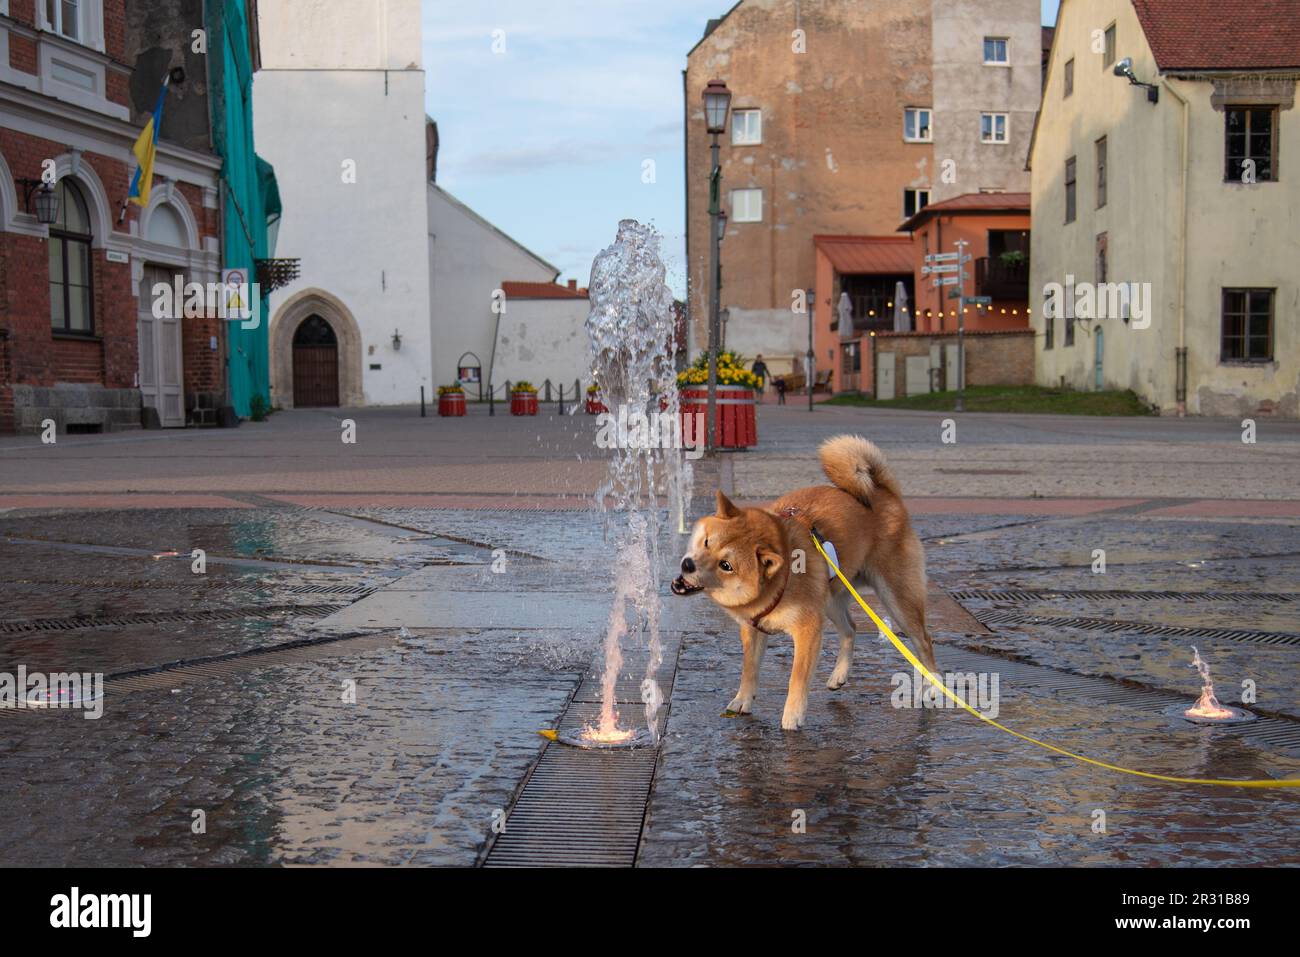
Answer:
[{"left": 671, "top": 434, "right": 935, "bottom": 730}]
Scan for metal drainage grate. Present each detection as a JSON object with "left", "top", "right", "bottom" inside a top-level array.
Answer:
[
  {"left": 942, "top": 644, "right": 1300, "bottom": 759},
  {"left": 967, "top": 608, "right": 1300, "bottom": 647},
  {"left": 0, "top": 604, "right": 345, "bottom": 635},
  {"left": 0, "top": 578, "right": 375, "bottom": 597},
  {"left": 483, "top": 640, "right": 683, "bottom": 868},
  {"left": 952, "top": 588, "right": 1299, "bottom": 604},
  {"left": 0, "top": 630, "right": 397, "bottom": 716}
]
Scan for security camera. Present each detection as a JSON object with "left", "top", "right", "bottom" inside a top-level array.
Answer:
[{"left": 1112, "top": 57, "right": 1158, "bottom": 103}]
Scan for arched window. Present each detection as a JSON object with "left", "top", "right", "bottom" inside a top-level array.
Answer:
[
  {"left": 145, "top": 203, "right": 188, "bottom": 247},
  {"left": 293, "top": 315, "right": 337, "bottom": 346},
  {"left": 49, "top": 179, "right": 93, "bottom": 334}
]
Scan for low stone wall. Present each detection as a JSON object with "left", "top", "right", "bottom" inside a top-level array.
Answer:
[
  {"left": 869, "top": 329, "right": 1034, "bottom": 395},
  {"left": 9, "top": 384, "right": 142, "bottom": 434}
]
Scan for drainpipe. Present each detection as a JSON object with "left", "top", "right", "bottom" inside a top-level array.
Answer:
[{"left": 1163, "top": 77, "right": 1190, "bottom": 416}]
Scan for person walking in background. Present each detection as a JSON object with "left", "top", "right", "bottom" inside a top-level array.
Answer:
[{"left": 751, "top": 354, "right": 769, "bottom": 403}]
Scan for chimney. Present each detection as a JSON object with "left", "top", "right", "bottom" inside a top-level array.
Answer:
[{"left": 567, "top": 279, "right": 577, "bottom": 290}]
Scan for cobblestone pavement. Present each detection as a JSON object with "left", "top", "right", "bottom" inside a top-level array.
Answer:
[
  {"left": 0, "top": 404, "right": 1297, "bottom": 867},
  {"left": 734, "top": 404, "right": 1300, "bottom": 502}
]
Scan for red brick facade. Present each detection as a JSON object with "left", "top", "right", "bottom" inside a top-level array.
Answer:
[{"left": 1, "top": 0, "right": 225, "bottom": 433}]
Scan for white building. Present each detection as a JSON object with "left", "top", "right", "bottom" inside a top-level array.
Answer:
[
  {"left": 254, "top": 0, "right": 433, "bottom": 408},
  {"left": 255, "top": 0, "right": 593, "bottom": 408},
  {"left": 427, "top": 185, "right": 590, "bottom": 395}
]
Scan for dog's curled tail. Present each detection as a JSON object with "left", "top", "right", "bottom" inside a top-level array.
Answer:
[{"left": 819, "top": 434, "right": 902, "bottom": 505}]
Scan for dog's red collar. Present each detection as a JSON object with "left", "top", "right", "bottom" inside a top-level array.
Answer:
[
  {"left": 750, "top": 566, "right": 791, "bottom": 635},
  {"left": 748, "top": 574, "right": 785, "bottom": 634}
]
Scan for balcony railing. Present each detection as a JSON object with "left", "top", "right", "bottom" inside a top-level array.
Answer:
[{"left": 975, "top": 256, "right": 1029, "bottom": 300}]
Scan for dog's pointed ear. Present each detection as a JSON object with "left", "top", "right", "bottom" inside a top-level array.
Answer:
[
  {"left": 756, "top": 544, "right": 784, "bottom": 579},
  {"left": 715, "top": 491, "right": 741, "bottom": 518}
]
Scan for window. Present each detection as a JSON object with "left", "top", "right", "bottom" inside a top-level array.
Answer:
[
  {"left": 904, "top": 108, "right": 932, "bottom": 142},
  {"left": 1221, "top": 288, "right": 1274, "bottom": 361},
  {"left": 1095, "top": 136, "right": 1107, "bottom": 207},
  {"left": 1064, "top": 156, "right": 1077, "bottom": 223},
  {"left": 45, "top": 0, "right": 81, "bottom": 40},
  {"left": 731, "top": 188, "right": 762, "bottom": 222},
  {"left": 1225, "top": 106, "right": 1277, "bottom": 182},
  {"left": 1096, "top": 232, "right": 1108, "bottom": 284},
  {"left": 903, "top": 187, "right": 931, "bottom": 219},
  {"left": 1043, "top": 292, "right": 1055, "bottom": 349},
  {"left": 981, "top": 113, "right": 1008, "bottom": 144},
  {"left": 49, "top": 179, "right": 94, "bottom": 335},
  {"left": 1103, "top": 24, "right": 1116, "bottom": 68},
  {"left": 983, "top": 37, "right": 1009, "bottom": 65},
  {"left": 1064, "top": 58, "right": 1074, "bottom": 97},
  {"left": 731, "top": 109, "right": 762, "bottom": 146},
  {"left": 145, "top": 203, "right": 188, "bottom": 247}
]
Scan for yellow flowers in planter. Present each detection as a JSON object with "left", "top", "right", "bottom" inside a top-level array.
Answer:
[
  {"left": 437, "top": 384, "right": 464, "bottom": 396},
  {"left": 676, "top": 350, "right": 761, "bottom": 389},
  {"left": 512, "top": 381, "right": 538, "bottom": 394}
]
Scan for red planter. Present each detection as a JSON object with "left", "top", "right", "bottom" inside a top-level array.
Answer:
[
  {"left": 585, "top": 395, "right": 607, "bottom": 415},
  {"left": 679, "top": 385, "right": 757, "bottom": 448},
  {"left": 438, "top": 392, "right": 466, "bottom": 416},
  {"left": 511, "top": 392, "right": 539, "bottom": 416}
]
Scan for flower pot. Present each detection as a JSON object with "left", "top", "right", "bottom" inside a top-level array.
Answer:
[
  {"left": 438, "top": 392, "right": 466, "bottom": 416},
  {"left": 585, "top": 396, "right": 607, "bottom": 415},
  {"left": 678, "top": 385, "right": 757, "bottom": 448},
  {"left": 511, "top": 392, "right": 538, "bottom": 416}
]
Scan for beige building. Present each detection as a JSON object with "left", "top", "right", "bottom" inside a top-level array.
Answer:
[
  {"left": 684, "top": 0, "right": 1042, "bottom": 376},
  {"left": 1030, "top": 0, "right": 1300, "bottom": 416}
]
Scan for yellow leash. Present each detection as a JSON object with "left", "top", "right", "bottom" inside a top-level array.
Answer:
[{"left": 809, "top": 533, "right": 1299, "bottom": 789}]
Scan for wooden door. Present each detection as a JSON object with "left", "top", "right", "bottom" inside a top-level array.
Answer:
[
  {"left": 292, "top": 315, "right": 339, "bottom": 407},
  {"left": 138, "top": 265, "right": 185, "bottom": 427}
]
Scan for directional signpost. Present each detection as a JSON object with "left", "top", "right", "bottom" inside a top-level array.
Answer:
[{"left": 923, "top": 242, "right": 974, "bottom": 411}]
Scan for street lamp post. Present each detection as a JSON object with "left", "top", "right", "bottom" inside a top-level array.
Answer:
[
  {"left": 954, "top": 238, "right": 969, "bottom": 413},
  {"left": 703, "top": 78, "right": 731, "bottom": 452},
  {"left": 806, "top": 288, "right": 815, "bottom": 412}
]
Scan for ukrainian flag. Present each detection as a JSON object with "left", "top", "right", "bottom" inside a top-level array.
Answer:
[{"left": 127, "top": 78, "right": 169, "bottom": 208}]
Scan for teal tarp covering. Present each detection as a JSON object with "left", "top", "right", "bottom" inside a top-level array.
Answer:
[{"left": 207, "top": 1, "right": 271, "bottom": 417}]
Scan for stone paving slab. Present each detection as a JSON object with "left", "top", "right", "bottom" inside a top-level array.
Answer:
[
  {"left": 0, "top": 632, "right": 576, "bottom": 866},
  {"left": 638, "top": 634, "right": 1300, "bottom": 867}
]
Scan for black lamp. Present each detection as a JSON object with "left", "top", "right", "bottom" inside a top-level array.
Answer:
[{"left": 703, "top": 79, "right": 732, "bottom": 135}]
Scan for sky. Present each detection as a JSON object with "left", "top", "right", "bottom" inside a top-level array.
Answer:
[{"left": 422, "top": 1, "right": 1062, "bottom": 299}]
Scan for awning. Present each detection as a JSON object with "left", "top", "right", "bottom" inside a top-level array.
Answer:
[
  {"left": 257, "top": 154, "right": 281, "bottom": 225},
  {"left": 814, "top": 235, "right": 914, "bottom": 274}
]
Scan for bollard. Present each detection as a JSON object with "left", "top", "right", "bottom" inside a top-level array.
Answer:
[
  {"left": 488, "top": 383, "right": 495, "bottom": 416},
  {"left": 557, "top": 383, "right": 565, "bottom": 416},
  {"left": 420, "top": 385, "right": 426, "bottom": 418}
]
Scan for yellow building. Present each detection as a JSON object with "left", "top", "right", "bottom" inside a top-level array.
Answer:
[{"left": 1029, "top": 0, "right": 1300, "bottom": 416}]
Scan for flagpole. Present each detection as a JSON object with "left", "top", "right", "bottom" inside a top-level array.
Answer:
[{"left": 120, "top": 73, "right": 172, "bottom": 225}]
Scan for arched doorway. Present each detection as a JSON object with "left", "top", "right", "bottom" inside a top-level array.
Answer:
[{"left": 292, "top": 315, "right": 339, "bottom": 407}]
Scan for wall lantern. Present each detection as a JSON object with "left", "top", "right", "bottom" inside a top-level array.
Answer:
[
  {"left": 20, "top": 180, "right": 60, "bottom": 225},
  {"left": 391, "top": 329, "right": 403, "bottom": 351}
]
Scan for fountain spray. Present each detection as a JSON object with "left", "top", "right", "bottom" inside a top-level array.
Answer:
[{"left": 572, "top": 220, "right": 692, "bottom": 746}]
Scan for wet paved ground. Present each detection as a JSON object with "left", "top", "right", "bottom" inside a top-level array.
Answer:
[{"left": 0, "top": 407, "right": 1297, "bottom": 867}]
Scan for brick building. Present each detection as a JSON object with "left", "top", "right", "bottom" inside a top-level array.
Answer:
[
  {"left": 0, "top": 0, "right": 230, "bottom": 434},
  {"left": 684, "top": 0, "right": 1043, "bottom": 393}
]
